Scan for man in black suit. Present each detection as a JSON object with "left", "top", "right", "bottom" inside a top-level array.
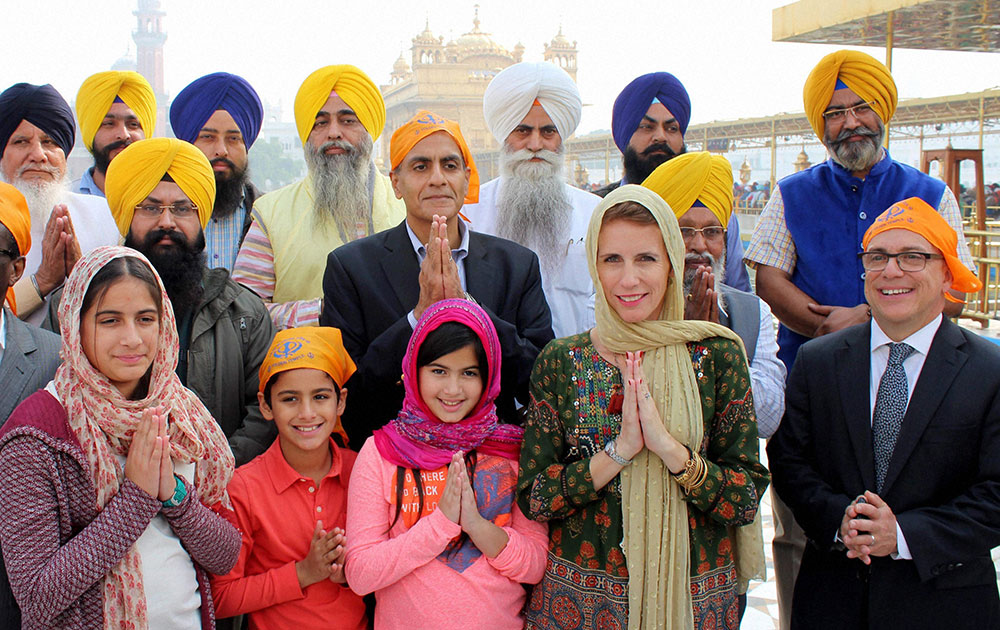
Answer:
[
  {"left": 768, "top": 197, "right": 1000, "bottom": 629},
  {"left": 320, "top": 111, "right": 553, "bottom": 446}
]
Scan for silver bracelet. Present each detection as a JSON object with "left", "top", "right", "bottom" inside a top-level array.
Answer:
[
  {"left": 30, "top": 273, "right": 42, "bottom": 298},
  {"left": 604, "top": 439, "right": 632, "bottom": 466}
]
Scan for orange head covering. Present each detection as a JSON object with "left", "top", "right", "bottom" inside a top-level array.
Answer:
[
  {"left": 863, "top": 197, "right": 981, "bottom": 302},
  {"left": 259, "top": 327, "right": 357, "bottom": 444},
  {"left": 0, "top": 182, "right": 30, "bottom": 314},
  {"left": 389, "top": 110, "right": 479, "bottom": 204},
  {"left": 803, "top": 50, "right": 897, "bottom": 140}
]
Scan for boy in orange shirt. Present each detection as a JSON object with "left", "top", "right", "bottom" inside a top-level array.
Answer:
[{"left": 211, "top": 327, "right": 366, "bottom": 629}]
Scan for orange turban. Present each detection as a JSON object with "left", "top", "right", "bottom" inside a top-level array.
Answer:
[
  {"left": 803, "top": 50, "right": 897, "bottom": 140},
  {"left": 0, "top": 182, "right": 30, "bottom": 314},
  {"left": 75, "top": 71, "right": 156, "bottom": 152},
  {"left": 863, "top": 197, "right": 981, "bottom": 301},
  {"left": 294, "top": 65, "right": 384, "bottom": 144},
  {"left": 258, "top": 327, "right": 356, "bottom": 444},
  {"left": 642, "top": 152, "right": 734, "bottom": 225},
  {"left": 389, "top": 110, "right": 479, "bottom": 204},
  {"left": 259, "top": 327, "right": 357, "bottom": 393}
]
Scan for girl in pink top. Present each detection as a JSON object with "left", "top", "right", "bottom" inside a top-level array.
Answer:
[{"left": 345, "top": 299, "right": 548, "bottom": 629}]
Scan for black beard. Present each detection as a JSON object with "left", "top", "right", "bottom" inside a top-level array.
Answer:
[
  {"left": 125, "top": 228, "right": 206, "bottom": 318},
  {"left": 211, "top": 159, "right": 249, "bottom": 219},
  {"left": 93, "top": 139, "right": 130, "bottom": 175},
  {"left": 622, "top": 142, "right": 686, "bottom": 184}
]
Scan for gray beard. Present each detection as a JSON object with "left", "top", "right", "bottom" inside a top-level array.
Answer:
[
  {"left": 824, "top": 120, "right": 884, "bottom": 173},
  {"left": 0, "top": 172, "right": 68, "bottom": 233},
  {"left": 304, "top": 134, "right": 374, "bottom": 241},
  {"left": 683, "top": 249, "right": 728, "bottom": 311},
  {"left": 495, "top": 146, "right": 572, "bottom": 278}
]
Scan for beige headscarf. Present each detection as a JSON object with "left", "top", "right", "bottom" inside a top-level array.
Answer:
[{"left": 587, "top": 185, "right": 765, "bottom": 629}]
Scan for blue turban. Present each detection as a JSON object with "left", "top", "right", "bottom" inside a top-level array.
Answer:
[
  {"left": 169, "top": 72, "right": 263, "bottom": 148},
  {"left": 611, "top": 72, "right": 691, "bottom": 153},
  {"left": 0, "top": 83, "right": 75, "bottom": 158}
]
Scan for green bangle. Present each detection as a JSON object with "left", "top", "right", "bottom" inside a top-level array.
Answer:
[{"left": 162, "top": 475, "right": 187, "bottom": 508}]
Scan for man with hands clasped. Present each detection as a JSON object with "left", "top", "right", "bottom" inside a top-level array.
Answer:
[
  {"left": 768, "top": 198, "right": 1000, "bottom": 629},
  {"left": 321, "top": 111, "right": 552, "bottom": 446}
]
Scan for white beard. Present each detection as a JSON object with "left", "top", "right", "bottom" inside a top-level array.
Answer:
[
  {"left": 0, "top": 170, "right": 68, "bottom": 235},
  {"left": 495, "top": 145, "right": 572, "bottom": 277}
]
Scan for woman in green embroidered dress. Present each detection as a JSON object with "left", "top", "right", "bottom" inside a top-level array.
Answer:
[{"left": 516, "top": 185, "right": 769, "bottom": 630}]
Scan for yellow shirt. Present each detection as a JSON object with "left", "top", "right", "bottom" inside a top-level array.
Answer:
[{"left": 251, "top": 171, "right": 405, "bottom": 302}]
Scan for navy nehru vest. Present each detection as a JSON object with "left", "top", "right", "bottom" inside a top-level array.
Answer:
[{"left": 777, "top": 150, "right": 945, "bottom": 370}]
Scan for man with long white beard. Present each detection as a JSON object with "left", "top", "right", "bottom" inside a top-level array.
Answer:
[
  {"left": 0, "top": 83, "right": 118, "bottom": 324},
  {"left": 463, "top": 62, "right": 599, "bottom": 338},
  {"left": 233, "top": 65, "right": 405, "bottom": 329}
]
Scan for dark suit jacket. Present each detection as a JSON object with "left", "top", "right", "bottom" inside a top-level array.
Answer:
[
  {"left": 768, "top": 318, "right": 1000, "bottom": 629},
  {"left": 0, "top": 308, "right": 60, "bottom": 629},
  {"left": 320, "top": 221, "right": 554, "bottom": 447}
]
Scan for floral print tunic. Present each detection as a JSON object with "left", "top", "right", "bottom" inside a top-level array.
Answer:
[{"left": 516, "top": 333, "right": 769, "bottom": 630}]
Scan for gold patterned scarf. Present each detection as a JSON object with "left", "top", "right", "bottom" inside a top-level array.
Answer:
[{"left": 586, "top": 185, "right": 764, "bottom": 629}]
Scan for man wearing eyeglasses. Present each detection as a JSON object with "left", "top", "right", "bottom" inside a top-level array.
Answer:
[
  {"left": 743, "top": 50, "right": 977, "bottom": 630},
  {"left": 44, "top": 138, "right": 277, "bottom": 467},
  {"left": 768, "top": 197, "right": 1000, "bottom": 629},
  {"left": 644, "top": 152, "right": 785, "bottom": 442}
]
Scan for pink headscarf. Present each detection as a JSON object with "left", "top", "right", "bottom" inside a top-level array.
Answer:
[{"left": 373, "top": 299, "right": 522, "bottom": 468}]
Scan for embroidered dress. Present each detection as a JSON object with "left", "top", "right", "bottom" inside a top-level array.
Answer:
[{"left": 518, "top": 332, "right": 768, "bottom": 630}]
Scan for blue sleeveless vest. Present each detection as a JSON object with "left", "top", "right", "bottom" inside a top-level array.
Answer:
[{"left": 776, "top": 151, "right": 945, "bottom": 370}]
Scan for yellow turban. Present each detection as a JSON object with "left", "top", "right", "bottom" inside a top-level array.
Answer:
[
  {"left": 75, "top": 71, "right": 156, "bottom": 152},
  {"left": 389, "top": 111, "right": 479, "bottom": 204},
  {"left": 294, "top": 65, "right": 384, "bottom": 145},
  {"left": 104, "top": 137, "right": 215, "bottom": 236},
  {"left": 803, "top": 50, "right": 897, "bottom": 140},
  {"left": 641, "top": 151, "right": 734, "bottom": 226}
]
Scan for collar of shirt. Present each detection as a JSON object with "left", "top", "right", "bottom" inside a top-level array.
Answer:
[
  {"left": 263, "top": 436, "right": 345, "bottom": 494},
  {"left": 77, "top": 167, "right": 106, "bottom": 198},
  {"left": 404, "top": 217, "right": 471, "bottom": 266},
  {"left": 869, "top": 313, "right": 942, "bottom": 358}
]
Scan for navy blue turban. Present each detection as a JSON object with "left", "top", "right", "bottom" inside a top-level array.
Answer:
[
  {"left": 169, "top": 72, "right": 263, "bottom": 148},
  {"left": 611, "top": 72, "right": 691, "bottom": 153},
  {"left": 0, "top": 83, "right": 76, "bottom": 158}
]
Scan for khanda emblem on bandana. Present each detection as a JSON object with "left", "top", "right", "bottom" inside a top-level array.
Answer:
[
  {"left": 415, "top": 112, "right": 447, "bottom": 127},
  {"left": 273, "top": 339, "right": 304, "bottom": 359}
]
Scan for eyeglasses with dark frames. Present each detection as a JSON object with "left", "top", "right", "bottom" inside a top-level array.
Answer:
[{"left": 857, "top": 251, "right": 943, "bottom": 272}]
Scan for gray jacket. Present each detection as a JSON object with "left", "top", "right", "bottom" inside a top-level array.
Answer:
[
  {"left": 0, "top": 308, "right": 60, "bottom": 425},
  {"left": 44, "top": 268, "right": 277, "bottom": 466}
]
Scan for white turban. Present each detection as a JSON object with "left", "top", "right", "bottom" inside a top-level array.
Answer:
[{"left": 483, "top": 61, "right": 582, "bottom": 145}]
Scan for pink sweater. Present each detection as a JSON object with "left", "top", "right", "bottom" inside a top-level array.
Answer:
[{"left": 345, "top": 437, "right": 548, "bottom": 630}]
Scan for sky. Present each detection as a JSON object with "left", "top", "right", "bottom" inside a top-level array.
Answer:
[{"left": 3, "top": 0, "right": 998, "bottom": 136}]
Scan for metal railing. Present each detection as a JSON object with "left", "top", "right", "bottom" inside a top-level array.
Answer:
[{"left": 961, "top": 226, "right": 1000, "bottom": 324}]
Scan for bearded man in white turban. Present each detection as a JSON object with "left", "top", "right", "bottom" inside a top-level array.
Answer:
[{"left": 463, "top": 61, "right": 600, "bottom": 338}]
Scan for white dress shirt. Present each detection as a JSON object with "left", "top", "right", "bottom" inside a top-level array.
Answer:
[{"left": 868, "top": 313, "right": 943, "bottom": 560}]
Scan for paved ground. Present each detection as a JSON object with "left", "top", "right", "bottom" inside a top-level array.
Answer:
[{"left": 739, "top": 442, "right": 1000, "bottom": 629}]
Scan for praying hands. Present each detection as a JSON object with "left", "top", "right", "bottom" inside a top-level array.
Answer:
[{"left": 413, "top": 214, "right": 465, "bottom": 320}]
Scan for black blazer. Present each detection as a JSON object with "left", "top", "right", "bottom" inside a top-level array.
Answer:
[
  {"left": 320, "top": 221, "right": 554, "bottom": 447},
  {"left": 768, "top": 318, "right": 1000, "bottom": 629}
]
